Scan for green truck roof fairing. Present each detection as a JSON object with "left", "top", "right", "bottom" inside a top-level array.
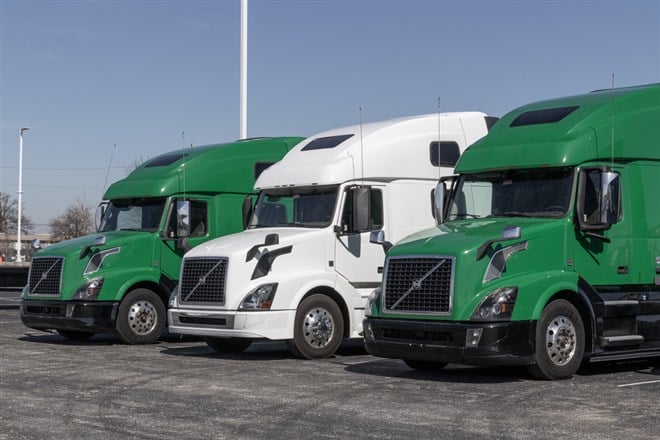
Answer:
[
  {"left": 104, "top": 137, "right": 305, "bottom": 199},
  {"left": 457, "top": 83, "right": 660, "bottom": 173}
]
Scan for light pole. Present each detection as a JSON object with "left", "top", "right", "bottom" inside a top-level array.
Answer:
[
  {"left": 240, "top": 0, "right": 248, "bottom": 139},
  {"left": 17, "top": 127, "right": 30, "bottom": 263}
]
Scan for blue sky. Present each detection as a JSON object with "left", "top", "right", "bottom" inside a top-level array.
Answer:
[{"left": 1, "top": 0, "right": 659, "bottom": 233}]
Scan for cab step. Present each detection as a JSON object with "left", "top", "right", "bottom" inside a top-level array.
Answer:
[{"left": 600, "top": 335, "right": 644, "bottom": 348}]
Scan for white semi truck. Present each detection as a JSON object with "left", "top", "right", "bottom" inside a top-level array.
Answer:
[{"left": 168, "top": 112, "right": 495, "bottom": 358}]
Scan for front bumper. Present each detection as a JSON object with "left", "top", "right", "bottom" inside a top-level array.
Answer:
[
  {"left": 363, "top": 317, "right": 536, "bottom": 366},
  {"left": 168, "top": 308, "right": 295, "bottom": 340},
  {"left": 20, "top": 300, "right": 119, "bottom": 334}
]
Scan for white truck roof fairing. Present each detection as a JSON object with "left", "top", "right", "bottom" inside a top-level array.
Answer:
[{"left": 255, "top": 112, "right": 490, "bottom": 189}]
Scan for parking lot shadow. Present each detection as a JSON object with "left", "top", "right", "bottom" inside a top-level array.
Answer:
[
  {"left": 161, "top": 339, "right": 368, "bottom": 361},
  {"left": 18, "top": 331, "right": 199, "bottom": 346},
  {"left": 346, "top": 357, "right": 660, "bottom": 383},
  {"left": 18, "top": 333, "right": 118, "bottom": 346},
  {"left": 344, "top": 359, "right": 529, "bottom": 384}
]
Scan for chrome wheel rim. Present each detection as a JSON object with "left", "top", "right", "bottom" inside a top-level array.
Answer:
[
  {"left": 545, "top": 314, "right": 577, "bottom": 366},
  {"left": 302, "top": 307, "right": 334, "bottom": 348},
  {"left": 127, "top": 300, "right": 158, "bottom": 335}
]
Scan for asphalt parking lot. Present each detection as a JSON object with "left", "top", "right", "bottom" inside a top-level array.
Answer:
[{"left": 1, "top": 300, "right": 659, "bottom": 440}]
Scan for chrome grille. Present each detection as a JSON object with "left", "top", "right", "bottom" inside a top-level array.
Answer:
[
  {"left": 28, "top": 257, "right": 64, "bottom": 295},
  {"left": 382, "top": 256, "right": 454, "bottom": 314},
  {"left": 179, "top": 257, "right": 227, "bottom": 304}
]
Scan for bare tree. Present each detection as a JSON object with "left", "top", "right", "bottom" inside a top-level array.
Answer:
[
  {"left": 124, "top": 155, "right": 147, "bottom": 176},
  {"left": 0, "top": 192, "right": 34, "bottom": 234},
  {"left": 0, "top": 192, "right": 34, "bottom": 260},
  {"left": 48, "top": 196, "right": 95, "bottom": 242}
]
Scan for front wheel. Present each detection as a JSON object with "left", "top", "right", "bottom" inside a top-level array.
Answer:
[
  {"left": 528, "top": 299, "right": 585, "bottom": 380},
  {"left": 288, "top": 294, "right": 344, "bottom": 359},
  {"left": 204, "top": 337, "right": 252, "bottom": 353},
  {"left": 115, "top": 288, "right": 166, "bottom": 345}
]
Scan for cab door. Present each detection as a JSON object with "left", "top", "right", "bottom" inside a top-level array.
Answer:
[
  {"left": 572, "top": 167, "right": 632, "bottom": 287},
  {"left": 159, "top": 198, "right": 210, "bottom": 283},
  {"left": 334, "top": 186, "right": 387, "bottom": 300}
]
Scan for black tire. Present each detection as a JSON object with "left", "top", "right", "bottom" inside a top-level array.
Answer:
[
  {"left": 58, "top": 330, "right": 95, "bottom": 341},
  {"left": 115, "top": 288, "right": 166, "bottom": 345},
  {"left": 403, "top": 359, "right": 447, "bottom": 371},
  {"left": 204, "top": 337, "right": 252, "bottom": 354},
  {"left": 528, "top": 299, "right": 585, "bottom": 380},
  {"left": 287, "top": 294, "right": 344, "bottom": 359}
]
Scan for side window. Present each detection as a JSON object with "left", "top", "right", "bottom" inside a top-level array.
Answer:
[
  {"left": 167, "top": 200, "right": 208, "bottom": 238},
  {"left": 341, "top": 188, "right": 383, "bottom": 233},
  {"left": 430, "top": 141, "right": 461, "bottom": 167},
  {"left": 189, "top": 201, "right": 208, "bottom": 237}
]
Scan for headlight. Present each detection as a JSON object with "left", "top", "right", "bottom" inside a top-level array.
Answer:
[
  {"left": 72, "top": 277, "right": 105, "bottom": 300},
  {"left": 471, "top": 287, "right": 518, "bottom": 321},
  {"left": 168, "top": 286, "right": 179, "bottom": 308},
  {"left": 238, "top": 283, "right": 278, "bottom": 311},
  {"left": 364, "top": 287, "right": 381, "bottom": 317}
]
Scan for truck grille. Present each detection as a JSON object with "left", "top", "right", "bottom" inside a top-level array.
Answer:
[
  {"left": 28, "top": 257, "right": 64, "bottom": 295},
  {"left": 179, "top": 257, "right": 228, "bottom": 304},
  {"left": 382, "top": 256, "right": 454, "bottom": 314}
]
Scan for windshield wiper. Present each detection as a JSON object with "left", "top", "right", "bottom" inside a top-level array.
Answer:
[{"left": 491, "top": 211, "right": 535, "bottom": 218}]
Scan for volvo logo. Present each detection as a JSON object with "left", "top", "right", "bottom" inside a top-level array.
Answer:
[{"left": 411, "top": 278, "right": 423, "bottom": 290}]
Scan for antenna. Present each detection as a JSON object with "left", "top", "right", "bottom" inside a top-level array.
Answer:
[
  {"left": 610, "top": 73, "right": 615, "bottom": 167},
  {"left": 181, "top": 137, "right": 187, "bottom": 200},
  {"left": 102, "top": 144, "right": 116, "bottom": 195},
  {"left": 437, "top": 97, "right": 442, "bottom": 180},
  {"left": 182, "top": 131, "right": 185, "bottom": 149},
  {"left": 359, "top": 107, "right": 365, "bottom": 186}
]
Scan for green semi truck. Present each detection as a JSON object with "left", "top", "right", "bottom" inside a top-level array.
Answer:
[
  {"left": 20, "top": 136, "right": 303, "bottom": 344},
  {"left": 364, "top": 83, "right": 660, "bottom": 379}
]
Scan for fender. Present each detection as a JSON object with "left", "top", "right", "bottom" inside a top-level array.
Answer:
[
  {"left": 489, "top": 270, "right": 580, "bottom": 321},
  {"left": 100, "top": 267, "right": 164, "bottom": 301}
]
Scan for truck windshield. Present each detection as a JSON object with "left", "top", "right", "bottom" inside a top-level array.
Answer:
[
  {"left": 248, "top": 186, "right": 338, "bottom": 228},
  {"left": 99, "top": 198, "right": 166, "bottom": 232},
  {"left": 447, "top": 167, "right": 574, "bottom": 221}
]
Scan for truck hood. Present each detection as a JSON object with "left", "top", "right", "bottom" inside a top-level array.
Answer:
[
  {"left": 186, "top": 227, "right": 327, "bottom": 261},
  {"left": 35, "top": 231, "right": 154, "bottom": 261},
  {"left": 182, "top": 227, "right": 332, "bottom": 309},
  {"left": 390, "top": 218, "right": 561, "bottom": 259},
  {"left": 384, "top": 217, "right": 571, "bottom": 320}
]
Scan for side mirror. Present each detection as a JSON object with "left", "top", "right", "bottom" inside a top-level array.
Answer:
[
  {"left": 369, "top": 230, "right": 393, "bottom": 253},
  {"left": 576, "top": 168, "right": 620, "bottom": 232},
  {"left": 352, "top": 187, "right": 371, "bottom": 232},
  {"left": 95, "top": 202, "right": 108, "bottom": 232},
  {"left": 600, "top": 172, "right": 619, "bottom": 225},
  {"left": 433, "top": 182, "right": 445, "bottom": 224},
  {"left": 242, "top": 196, "right": 253, "bottom": 229},
  {"left": 176, "top": 200, "right": 191, "bottom": 237},
  {"left": 32, "top": 239, "right": 41, "bottom": 250}
]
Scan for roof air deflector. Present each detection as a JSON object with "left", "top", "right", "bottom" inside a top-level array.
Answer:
[
  {"left": 144, "top": 153, "right": 188, "bottom": 168},
  {"left": 510, "top": 106, "right": 579, "bottom": 127},
  {"left": 302, "top": 134, "right": 354, "bottom": 151}
]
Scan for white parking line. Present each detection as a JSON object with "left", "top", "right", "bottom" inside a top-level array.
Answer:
[{"left": 617, "top": 380, "right": 660, "bottom": 388}]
